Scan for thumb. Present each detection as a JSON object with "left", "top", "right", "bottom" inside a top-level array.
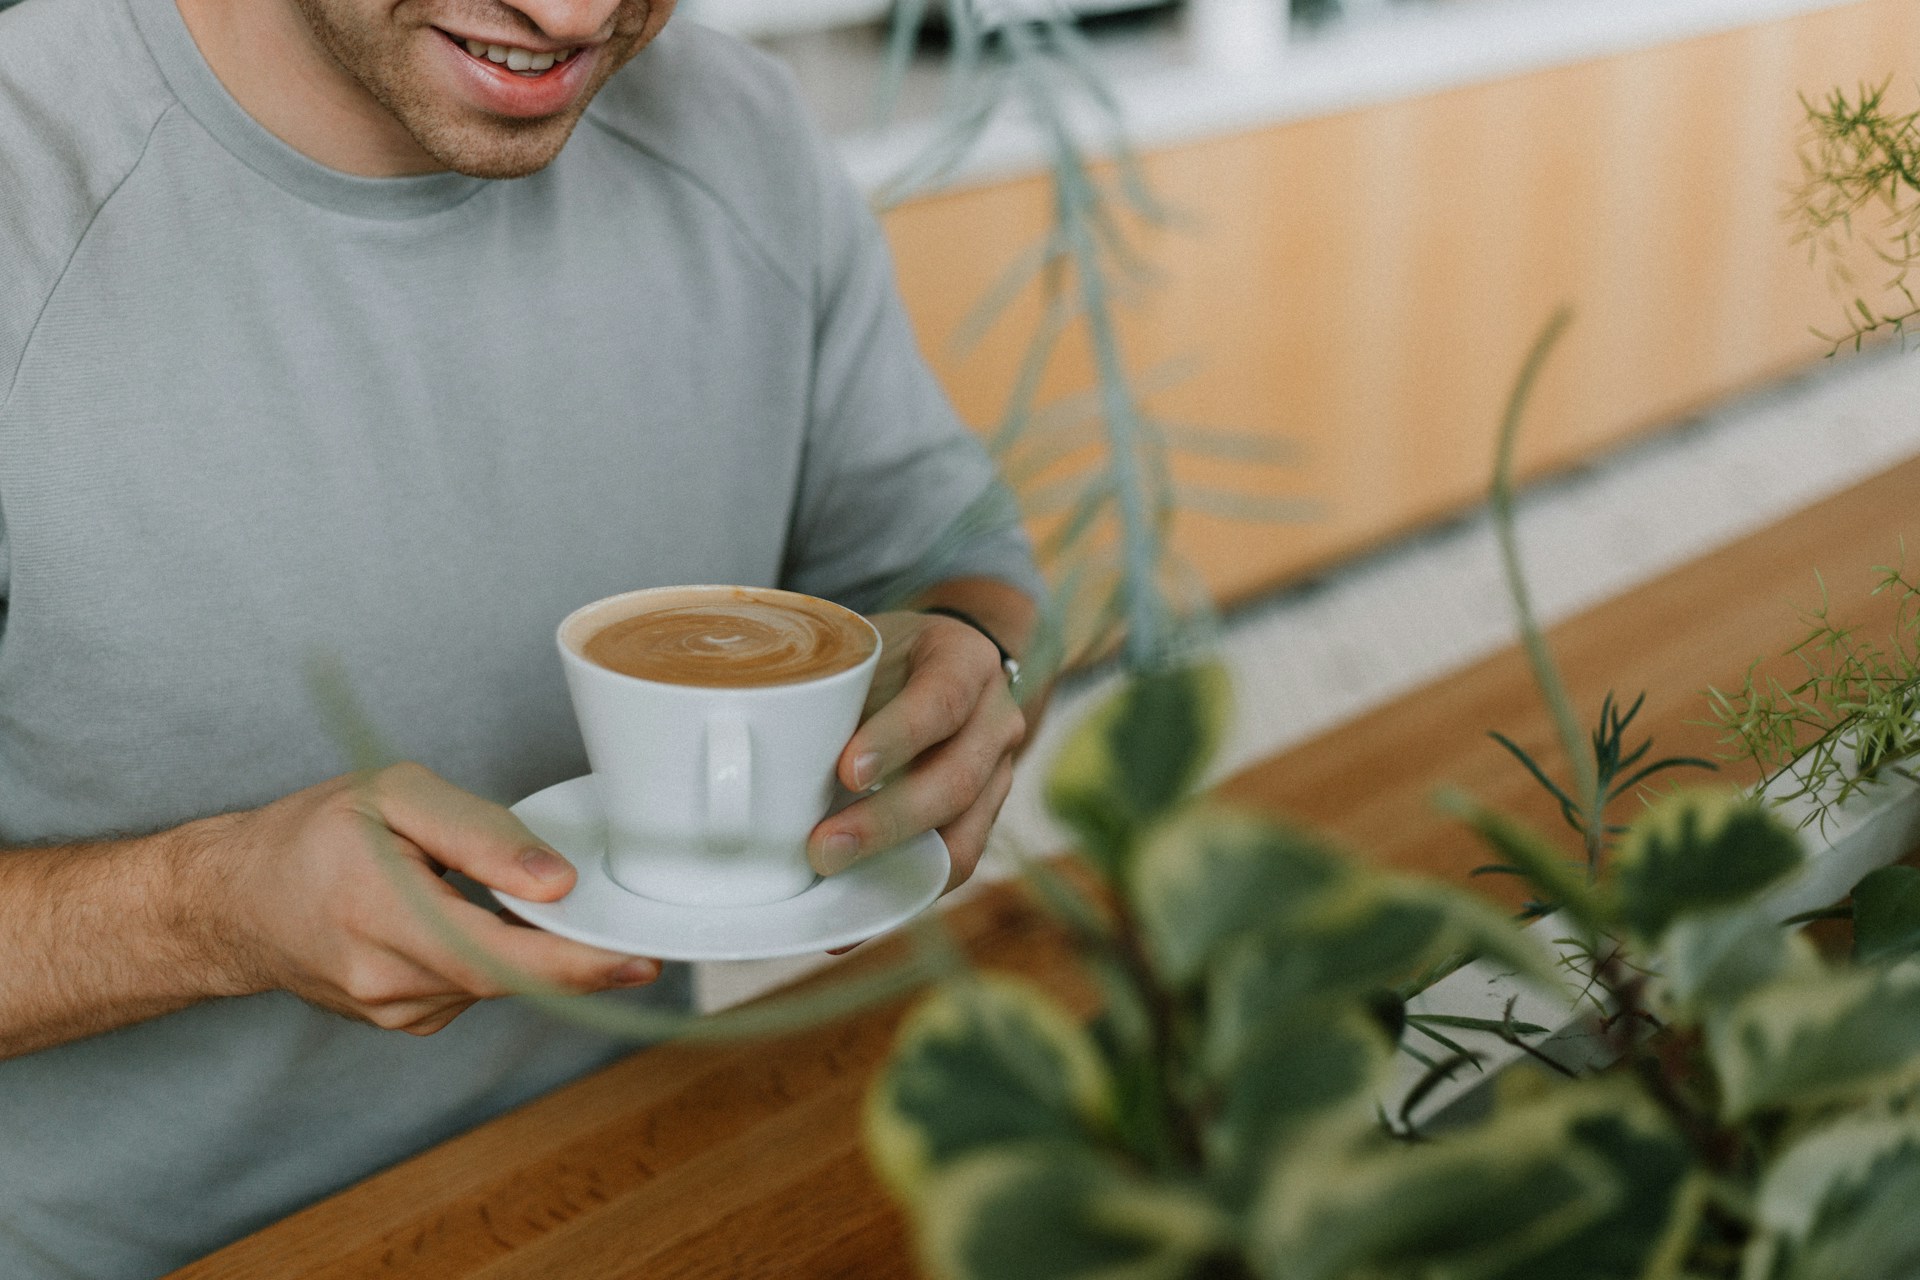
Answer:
[{"left": 361, "top": 762, "right": 578, "bottom": 902}]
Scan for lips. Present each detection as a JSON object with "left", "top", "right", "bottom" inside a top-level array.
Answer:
[{"left": 434, "top": 28, "right": 599, "bottom": 118}]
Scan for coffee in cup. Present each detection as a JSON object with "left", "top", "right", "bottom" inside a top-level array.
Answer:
[
  {"left": 557, "top": 586, "right": 882, "bottom": 907},
  {"left": 580, "top": 590, "right": 875, "bottom": 687}
]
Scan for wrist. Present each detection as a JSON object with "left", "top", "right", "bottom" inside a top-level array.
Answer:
[
  {"left": 918, "top": 605, "right": 1022, "bottom": 691},
  {"left": 149, "top": 811, "right": 268, "bottom": 1001}
]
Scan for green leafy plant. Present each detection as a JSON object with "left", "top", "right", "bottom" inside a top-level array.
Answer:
[
  {"left": 862, "top": 319, "right": 1920, "bottom": 1280},
  {"left": 1479, "top": 314, "right": 1715, "bottom": 899},
  {"left": 1708, "top": 558, "right": 1920, "bottom": 824},
  {"left": 309, "top": 30, "right": 1920, "bottom": 1278},
  {"left": 1796, "top": 80, "right": 1920, "bottom": 351},
  {"left": 871, "top": 1, "right": 1308, "bottom": 677},
  {"left": 1727, "top": 83, "right": 1920, "bottom": 821}
]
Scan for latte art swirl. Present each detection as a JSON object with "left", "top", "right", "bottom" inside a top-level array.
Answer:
[{"left": 583, "top": 597, "right": 875, "bottom": 687}]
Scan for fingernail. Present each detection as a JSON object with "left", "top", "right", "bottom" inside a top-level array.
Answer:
[
  {"left": 520, "top": 847, "right": 570, "bottom": 882},
  {"left": 853, "top": 752, "right": 881, "bottom": 789},
  {"left": 612, "top": 958, "right": 658, "bottom": 986},
  {"left": 817, "top": 832, "right": 860, "bottom": 876}
]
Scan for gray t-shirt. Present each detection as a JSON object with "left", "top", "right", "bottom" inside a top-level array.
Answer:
[{"left": 0, "top": 0, "right": 1038, "bottom": 1274}]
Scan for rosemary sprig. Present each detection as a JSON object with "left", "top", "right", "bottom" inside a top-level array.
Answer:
[{"left": 1485, "top": 313, "right": 1714, "bottom": 880}]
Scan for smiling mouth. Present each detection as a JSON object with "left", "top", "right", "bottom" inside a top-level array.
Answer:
[{"left": 444, "top": 31, "right": 579, "bottom": 76}]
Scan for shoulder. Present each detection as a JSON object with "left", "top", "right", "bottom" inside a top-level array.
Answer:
[
  {"left": 581, "top": 22, "right": 843, "bottom": 298},
  {"left": 0, "top": 0, "right": 178, "bottom": 225},
  {"left": 0, "top": 0, "right": 177, "bottom": 393},
  {"left": 589, "top": 20, "right": 813, "bottom": 135}
]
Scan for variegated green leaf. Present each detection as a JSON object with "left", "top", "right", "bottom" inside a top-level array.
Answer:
[
  {"left": 1045, "top": 663, "right": 1231, "bottom": 873},
  {"left": 1208, "top": 1007, "right": 1394, "bottom": 1202},
  {"left": 1129, "top": 805, "right": 1346, "bottom": 989},
  {"left": 1655, "top": 905, "right": 1815, "bottom": 1022},
  {"left": 1851, "top": 865, "right": 1920, "bottom": 966},
  {"left": 1200, "top": 877, "right": 1561, "bottom": 1078},
  {"left": 866, "top": 977, "right": 1114, "bottom": 1201},
  {"left": 916, "top": 1144, "right": 1234, "bottom": 1280},
  {"left": 1744, "top": 1114, "right": 1920, "bottom": 1280},
  {"left": 1477, "top": 1089, "right": 1696, "bottom": 1280},
  {"left": 1611, "top": 790, "right": 1803, "bottom": 943},
  {"left": 1709, "top": 963, "right": 1920, "bottom": 1120},
  {"left": 1251, "top": 1089, "right": 1625, "bottom": 1280},
  {"left": 1200, "top": 890, "right": 1442, "bottom": 1074}
]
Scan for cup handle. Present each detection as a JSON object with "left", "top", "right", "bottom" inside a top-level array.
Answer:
[{"left": 706, "top": 713, "right": 752, "bottom": 839}]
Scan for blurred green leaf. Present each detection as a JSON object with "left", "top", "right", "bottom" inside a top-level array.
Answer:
[
  {"left": 1156, "top": 422, "right": 1305, "bottom": 467},
  {"left": 916, "top": 1144, "right": 1231, "bottom": 1280},
  {"left": 1482, "top": 1094, "right": 1696, "bottom": 1280},
  {"left": 1200, "top": 877, "right": 1561, "bottom": 1078},
  {"left": 867, "top": 977, "right": 1114, "bottom": 1201},
  {"left": 1208, "top": 1008, "right": 1393, "bottom": 1204},
  {"left": 1129, "top": 805, "right": 1345, "bottom": 990},
  {"left": 1251, "top": 1090, "right": 1624, "bottom": 1280},
  {"left": 1747, "top": 1115, "right": 1920, "bottom": 1280},
  {"left": 1169, "top": 485, "right": 1321, "bottom": 525},
  {"left": 1611, "top": 790, "right": 1803, "bottom": 943},
  {"left": 1046, "top": 663, "right": 1231, "bottom": 874},
  {"left": 1709, "top": 964, "right": 1920, "bottom": 1120},
  {"left": 1084, "top": 957, "right": 1175, "bottom": 1168},
  {"left": 1656, "top": 904, "right": 1815, "bottom": 1021},
  {"left": 1851, "top": 865, "right": 1920, "bottom": 965}
]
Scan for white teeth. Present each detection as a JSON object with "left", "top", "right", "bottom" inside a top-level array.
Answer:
[{"left": 461, "top": 38, "right": 569, "bottom": 71}]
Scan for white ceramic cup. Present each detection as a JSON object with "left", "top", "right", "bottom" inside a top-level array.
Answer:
[{"left": 556, "top": 585, "right": 882, "bottom": 907}]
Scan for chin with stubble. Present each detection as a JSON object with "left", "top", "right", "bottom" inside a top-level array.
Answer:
[{"left": 291, "top": 0, "right": 674, "bottom": 179}]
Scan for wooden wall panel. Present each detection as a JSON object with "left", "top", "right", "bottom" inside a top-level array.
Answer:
[{"left": 881, "top": 0, "right": 1920, "bottom": 605}]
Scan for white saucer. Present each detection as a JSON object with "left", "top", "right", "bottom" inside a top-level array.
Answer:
[{"left": 493, "top": 775, "right": 950, "bottom": 962}]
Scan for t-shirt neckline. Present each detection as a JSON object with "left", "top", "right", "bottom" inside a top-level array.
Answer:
[{"left": 126, "top": 0, "right": 488, "bottom": 220}]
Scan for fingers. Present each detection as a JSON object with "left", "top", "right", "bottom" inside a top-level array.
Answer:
[
  {"left": 811, "top": 689, "right": 1023, "bottom": 875},
  {"left": 317, "top": 897, "right": 661, "bottom": 1033},
  {"left": 398, "top": 1002, "right": 474, "bottom": 1037},
  {"left": 321, "top": 805, "right": 660, "bottom": 1031},
  {"left": 361, "top": 762, "right": 577, "bottom": 903},
  {"left": 372, "top": 880, "right": 662, "bottom": 1001},
  {"left": 448, "top": 906, "right": 663, "bottom": 996},
  {"left": 935, "top": 758, "right": 1015, "bottom": 892},
  {"left": 838, "top": 620, "right": 1005, "bottom": 792}
]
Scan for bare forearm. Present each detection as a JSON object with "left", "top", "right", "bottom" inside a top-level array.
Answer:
[
  {"left": 0, "top": 766, "right": 657, "bottom": 1058},
  {"left": 0, "top": 819, "right": 239, "bottom": 1061}
]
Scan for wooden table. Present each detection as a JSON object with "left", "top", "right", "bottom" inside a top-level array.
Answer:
[{"left": 170, "top": 455, "right": 1920, "bottom": 1279}]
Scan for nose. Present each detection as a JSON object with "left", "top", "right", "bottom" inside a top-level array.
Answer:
[{"left": 505, "top": 0, "right": 625, "bottom": 42}]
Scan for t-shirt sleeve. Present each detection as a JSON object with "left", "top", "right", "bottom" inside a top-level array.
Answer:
[{"left": 777, "top": 124, "right": 1045, "bottom": 616}]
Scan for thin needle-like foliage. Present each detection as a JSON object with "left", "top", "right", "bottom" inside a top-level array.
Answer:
[
  {"left": 1795, "top": 79, "right": 1920, "bottom": 350},
  {"left": 1708, "top": 553, "right": 1920, "bottom": 824},
  {"left": 872, "top": 2, "right": 1306, "bottom": 677}
]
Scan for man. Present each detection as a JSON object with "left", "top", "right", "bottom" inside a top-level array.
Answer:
[{"left": 0, "top": 0, "right": 1042, "bottom": 1273}]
